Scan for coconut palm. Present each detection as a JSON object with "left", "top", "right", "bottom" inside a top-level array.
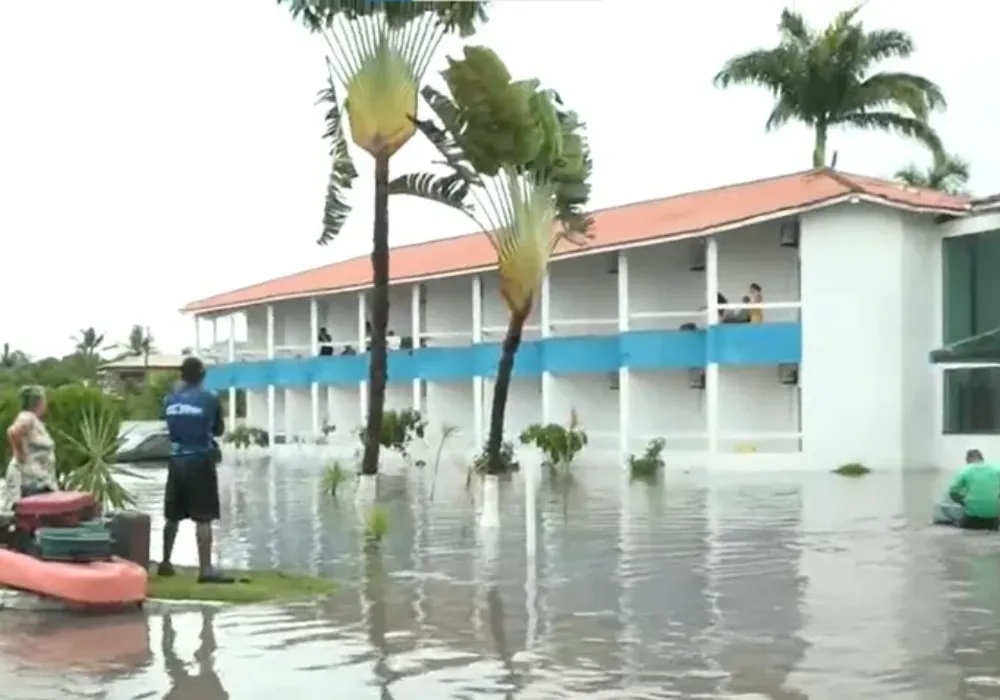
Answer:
[
  {"left": 72, "top": 327, "right": 107, "bottom": 359},
  {"left": 713, "top": 6, "right": 946, "bottom": 167},
  {"left": 118, "top": 325, "right": 156, "bottom": 369},
  {"left": 277, "top": 0, "right": 488, "bottom": 477},
  {"left": 895, "top": 153, "right": 971, "bottom": 195},
  {"left": 392, "top": 46, "right": 594, "bottom": 473}
]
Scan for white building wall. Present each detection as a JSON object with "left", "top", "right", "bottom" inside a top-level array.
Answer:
[
  {"left": 799, "top": 204, "right": 908, "bottom": 470},
  {"left": 319, "top": 295, "right": 357, "bottom": 348},
  {"left": 424, "top": 277, "right": 472, "bottom": 343}
]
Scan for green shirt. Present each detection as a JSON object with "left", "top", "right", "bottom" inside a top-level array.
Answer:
[{"left": 950, "top": 463, "right": 1000, "bottom": 518}]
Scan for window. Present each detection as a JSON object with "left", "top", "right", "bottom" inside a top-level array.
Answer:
[
  {"left": 943, "top": 367, "right": 1000, "bottom": 435},
  {"left": 942, "top": 230, "right": 1000, "bottom": 344}
]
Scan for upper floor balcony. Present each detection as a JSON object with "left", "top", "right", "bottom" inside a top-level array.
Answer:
[{"left": 194, "top": 222, "right": 802, "bottom": 390}]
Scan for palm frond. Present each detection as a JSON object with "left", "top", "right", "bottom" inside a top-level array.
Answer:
[
  {"left": 387, "top": 172, "right": 474, "bottom": 214},
  {"left": 279, "top": 0, "right": 489, "bottom": 36},
  {"left": 316, "top": 63, "right": 357, "bottom": 245},
  {"left": 850, "top": 71, "right": 946, "bottom": 121},
  {"left": 777, "top": 8, "right": 812, "bottom": 46},
  {"left": 836, "top": 111, "right": 942, "bottom": 153}
]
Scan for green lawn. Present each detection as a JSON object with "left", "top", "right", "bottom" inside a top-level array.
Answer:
[{"left": 148, "top": 564, "right": 336, "bottom": 604}]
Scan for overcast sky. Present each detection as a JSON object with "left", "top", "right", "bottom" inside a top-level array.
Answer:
[{"left": 1, "top": 0, "right": 995, "bottom": 358}]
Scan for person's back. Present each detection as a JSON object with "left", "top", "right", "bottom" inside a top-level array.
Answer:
[
  {"left": 952, "top": 462, "right": 1000, "bottom": 517},
  {"left": 164, "top": 386, "right": 219, "bottom": 461}
]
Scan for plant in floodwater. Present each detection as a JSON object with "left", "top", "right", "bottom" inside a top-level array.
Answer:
[
  {"left": 223, "top": 425, "right": 254, "bottom": 449},
  {"left": 57, "top": 406, "right": 138, "bottom": 510},
  {"left": 429, "top": 424, "right": 460, "bottom": 503},
  {"left": 468, "top": 440, "right": 520, "bottom": 488},
  {"left": 381, "top": 408, "right": 427, "bottom": 460},
  {"left": 391, "top": 46, "right": 594, "bottom": 476},
  {"left": 365, "top": 505, "right": 389, "bottom": 542},
  {"left": 276, "top": 0, "right": 489, "bottom": 478},
  {"left": 322, "top": 459, "right": 350, "bottom": 498},
  {"left": 519, "top": 409, "right": 588, "bottom": 482},
  {"left": 628, "top": 438, "right": 666, "bottom": 481},
  {"left": 833, "top": 462, "right": 871, "bottom": 477}
]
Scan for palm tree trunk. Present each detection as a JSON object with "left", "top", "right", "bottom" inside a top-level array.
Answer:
[
  {"left": 360, "top": 154, "right": 392, "bottom": 476},
  {"left": 485, "top": 308, "right": 528, "bottom": 475},
  {"left": 812, "top": 124, "right": 828, "bottom": 168}
]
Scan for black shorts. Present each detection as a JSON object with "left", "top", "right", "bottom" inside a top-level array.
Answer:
[
  {"left": 960, "top": 514, "right": 1000, "bottom": 531},
  {"left": 164, "top": 457, "right": 220, "bottom": 523}
]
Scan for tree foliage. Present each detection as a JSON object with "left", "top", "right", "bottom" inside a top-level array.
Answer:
[
  {"left": 894, "top": 152, "right": 971, "bottom": 195},
  {"left": 713, "top": 6, "right": 945, "bottom": 166}
]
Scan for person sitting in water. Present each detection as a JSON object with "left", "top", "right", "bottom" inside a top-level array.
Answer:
[
  {"left": 3, "top": 385, "right": 58, "bottom": 509},
  {"left": 159, "top": 357, "right": 233, "bottom": 583},
  {"left": 947, "top": 449, "right": 1000, "bottom": 531}
]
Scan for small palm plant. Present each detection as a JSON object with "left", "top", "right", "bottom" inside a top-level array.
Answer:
[
  {"left": 57, "top": 406, "right": 139, "bottom": 510},
  {"left": 394, "top": 46, "right": 594, "bottom": 475}
]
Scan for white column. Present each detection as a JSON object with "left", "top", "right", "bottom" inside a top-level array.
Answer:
[
  {"left": 617, "top": 251, "right": 630, "bottom": 463},
  {"left": 411, "top": 284, "right": 422, "bottom": 413},
  {"left": 357, "top": 292, "right": 368, "bottom": 423},
  {"left": 266, "top": 304, "right": 276, "bottom": 443},
  {"left": 193, "top": 315, "right": 201, "bottom": 355},
  {"left": 309, "top": 297, "right": 320, "bottom": 437},
  {"left": 540, "top": 274, "right": 553, "bottom": 424},
  {"left": 211, "top": 317, "right": 218, "bottom": 351},
  {"left": 227, "top": 314, "right": 237, "bottom": 427},
  {"left": 472, "top": 275, "right": 484, "bottom": 449},
  {"left": 705, "top": 236, "right": 720, "bottom": 456}
]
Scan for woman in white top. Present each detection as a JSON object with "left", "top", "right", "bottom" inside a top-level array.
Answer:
[{"left": 4, "top": 385, "right": 58, "bottom": 509}]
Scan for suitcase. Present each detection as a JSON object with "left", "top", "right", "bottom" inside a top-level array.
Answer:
[
  {"left": 105, "top": 511, "right": 151, "bottom": 570},
  {"left": 36, "top": 523, "right": 113, "bottom": 562},
  {"left": 15, "top": 492, "right": 98, "bottom": 533}
]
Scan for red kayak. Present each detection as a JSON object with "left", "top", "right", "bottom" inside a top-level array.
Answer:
[{"left": 0, "top": 492, "right": 148, "bottom": 608}]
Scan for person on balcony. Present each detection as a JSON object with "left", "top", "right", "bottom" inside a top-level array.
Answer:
[
  {"left": 159, "top": 357, "right": 233, "bottom": 583},
  {"left": 3, "top": 385, "right": 57, "bottom": 509},
  {"left": 748, "top": 283, "right": 764, "bottom": 323},
  {"left": 317, "top": 327, "right": 334, "bottom": 356}
]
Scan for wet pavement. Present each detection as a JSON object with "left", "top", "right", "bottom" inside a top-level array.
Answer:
[{"left": 2, "top": 460, "right": 1000, "bottom": 699}]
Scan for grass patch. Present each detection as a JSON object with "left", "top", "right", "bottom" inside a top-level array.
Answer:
[
  {"left": 148, "top": 564, "right": 335, "bottom": 604},
  {"left": 833, "top": 462, "right": 871, "bottom": 477}
]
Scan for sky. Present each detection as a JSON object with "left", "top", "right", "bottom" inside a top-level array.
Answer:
[{"left": 1, "top": 0, "right": 996, "bottom": 358}]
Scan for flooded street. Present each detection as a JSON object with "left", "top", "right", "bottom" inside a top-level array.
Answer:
[{"left": 2, "top": 460, "right": 1000, "bottom": 699}]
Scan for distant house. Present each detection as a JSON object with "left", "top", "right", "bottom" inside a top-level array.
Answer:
[{"left": 98, "top": 353, "right": 215, "bottom": 385}]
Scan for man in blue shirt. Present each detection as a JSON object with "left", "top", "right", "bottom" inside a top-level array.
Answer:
[{"left": 159, "top": 357, "right": 232, "bottom": 583}]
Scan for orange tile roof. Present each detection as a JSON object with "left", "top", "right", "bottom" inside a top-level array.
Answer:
[{"left": 183, "top": 168, "right": 970, "bottom": 313}]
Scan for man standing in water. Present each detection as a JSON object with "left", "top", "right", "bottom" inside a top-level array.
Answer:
[
  {"left": 159, "top": 357, "right": 233, "bottom": 583},
  {"left": 948, "top": 449, "right": 1000, "bottom": 531}
]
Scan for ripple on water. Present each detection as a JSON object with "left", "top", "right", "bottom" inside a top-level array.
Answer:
[{"left": 3, "top": 464, "right": 1000, "bottom": 698}]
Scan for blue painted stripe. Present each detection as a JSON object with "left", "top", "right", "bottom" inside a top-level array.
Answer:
[{"left": 204, "top": 324, "right": 802, "bottom": 389}]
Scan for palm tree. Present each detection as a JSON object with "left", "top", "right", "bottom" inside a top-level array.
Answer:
[
  {"left": 895, "top": 153, "right": 971, "bottom": 195},
  {"left": 0, "top": 343, "right": 30, "bottom": 370},
  {"left": 124, "top": 325, "right": 155, "bottom": 369},
  {"left": 72, "top": 327, "right": 107, "bottom": 358},
  {"left": 276, "top": 0, "right": 489, "bottom": 477},
  {"left": 713, "top": 6, "right": 946, "bottom": 167},
  {"left": 392, "top": 46, "right": 594, "bottom": 474}
]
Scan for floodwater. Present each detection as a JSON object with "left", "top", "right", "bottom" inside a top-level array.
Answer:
[{"left": 2, "top": 460, "right": 1000, "bottom": 699}]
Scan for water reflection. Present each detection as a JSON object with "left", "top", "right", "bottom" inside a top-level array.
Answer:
[{"left": 5, "top": 463, "right": 1000, "bottom": 697}]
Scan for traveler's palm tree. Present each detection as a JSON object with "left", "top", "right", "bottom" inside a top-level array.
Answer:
[
  {"left": 391, "top": 46, "right": 594, "bottom": 473},
  {"left": 895, "top": 153, "right": 971, "bottom": 195},
  {"left": 276, "top": 0, "right": 488, "bottom": 476},
  {"left": 72, "top": 327, "right": 107, "bottom": 358},
  {"left": 713, "top": 6, "right": 945, "bottom": 167}
]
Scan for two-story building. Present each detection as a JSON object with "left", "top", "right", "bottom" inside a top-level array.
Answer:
[{"left": 184, "top": 168, "right": 992, "bottom": 470}]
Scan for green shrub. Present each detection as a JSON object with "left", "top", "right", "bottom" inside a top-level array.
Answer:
[
  {"left": 355, "top": 409, "right": 427, "bottom": 461},
  {"left": 468, "top": 440, "right": 520, "bottom": 487},
  {"left": 365, "top": 505, "right": 389, "bottom": 542},
  {"left": 628, "top": 438, "right": 666, "bottom": 481},
  {"left": 223, "top": 425, "right": 269, "bottom": 448},
  {"left": 833, "top": 462, "right": 870, "bottom": 477},
  {"left": 322, "top": 459, "right": 349, "bottom": 497},
  {"left": 519, "top": 410, "right": 588, "bottom": 481}
]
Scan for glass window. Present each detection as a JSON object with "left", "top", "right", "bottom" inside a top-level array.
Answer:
[
  {"left": 943, "top": 230, "right": 1000, "bottom": 344},
  {"left": 943, "top": 367, "right": 1000, "bottom": 435}
]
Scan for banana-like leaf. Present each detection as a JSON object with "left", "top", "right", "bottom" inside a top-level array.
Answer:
[
  {"left": 387, "top": 172, "right": 473, "bottom": 214},
  {"left": 317, "top": 65, "right": 358, "bottom": 245}
]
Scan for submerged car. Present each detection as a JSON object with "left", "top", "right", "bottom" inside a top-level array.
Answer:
[{"left": 113, "top": 422, "right": 171, "bottom": 464}]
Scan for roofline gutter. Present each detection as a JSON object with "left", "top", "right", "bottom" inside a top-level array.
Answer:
[{"left": 181, "top": 194, "right": 968, "bottom": 315}]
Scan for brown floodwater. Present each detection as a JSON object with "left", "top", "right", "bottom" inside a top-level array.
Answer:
[{"left": 1, "top": 460, "right": 999, "bottom": 699}]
